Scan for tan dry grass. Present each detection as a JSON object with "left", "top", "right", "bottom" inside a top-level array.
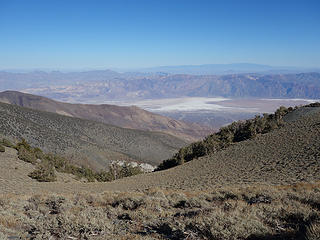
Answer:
[{"left": 0, "top": 183, "right": 319, "bottom": 239}]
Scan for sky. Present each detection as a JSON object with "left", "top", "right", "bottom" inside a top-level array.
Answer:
[{"left": 0, "top": 0, "right": 319, "bottom": 70}]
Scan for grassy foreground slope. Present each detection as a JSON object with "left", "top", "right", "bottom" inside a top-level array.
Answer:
[
  {"left": 0, "top": 102, "right": 187, "bottom": 169},
  {"left": 0, "top": 145, "right": 319, "bottom": 239},
  {"left": 0, "top": 183, "right": 319, "bottom": 239}
]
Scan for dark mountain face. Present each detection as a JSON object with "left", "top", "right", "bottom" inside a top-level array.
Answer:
[{"left": 0, "top": 102, "right": 188, "bottom": 170}]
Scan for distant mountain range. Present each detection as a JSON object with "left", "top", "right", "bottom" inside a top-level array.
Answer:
[
  {"left": 4, "top": 63, "right": 319, "bottom": 75},
  {"left": 1, "top": 70, "right": 320, "bottom": 103},
  {"left": 136, "top": 63, "right": 320, "bottom": 75},
  {"left": 9, "top": 72, "right": 320, "bottom": 102},
  {"left": 0, "top": 91, "right": 209, "bottom": 141}
]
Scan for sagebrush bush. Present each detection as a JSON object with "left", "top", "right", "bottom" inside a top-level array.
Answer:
[
  {"left": 0, "top": 144, "right": 5, "bottom": 152},
  {"left": 1, "top": 138, "right": 15, "bottom": 148},
  {"left": 96, "top": 162, "right": 143, "bottom": 182},
  {"left": 17, "top": 145, "right": 37, "bottom": 164},
  {"left": 29, "top": 162, "right": 57, "bottom": 182}
]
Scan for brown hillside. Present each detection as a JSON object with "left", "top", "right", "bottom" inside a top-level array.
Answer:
[
  {"left": 0, "top": 102, "right": 187, "bottom": 169},
  {"left": 0, "top": 91, "right": 210, "bottom": 142}
]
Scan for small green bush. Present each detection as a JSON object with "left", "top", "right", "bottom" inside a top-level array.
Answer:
[
  {"left": 1, "top": 138, "right": 15, "bottom": 148},
  {"left": 17, "top": 146, "right": 37, "bottom": 164},
  {"left": 118, "top": 163, "right": 144, "bottom": 178},
  {"left": 0, "top": 144, "right": 5, "bottom": 152},
  {"left": 16, "top": 138, "right": 32, "bottom": 151},
  {"left": 73, "top": 167, "right": 96, "bottom": 182},
  {"left": 33, "top": 147, "right": 45, "bottom": 159},
  {"left": 95, "top": 170, "right": 114, "bottom": 182},
  {"left": 307, "top": 102, "right": 320, "bottom": 107},
  {"left": 107, "top": 162, "right": 144, "bottom": 181},
  {"left": 28, "top": 163, "right": 56, "bottom": 182}
]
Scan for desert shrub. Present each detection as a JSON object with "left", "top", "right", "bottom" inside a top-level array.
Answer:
[
  {"left": 156, "top": 106, "right": 294, "bottom": 171},
  {"left": 15, "top": 139, "right": 38, "bottom": 164},
  {"left": 16, "top": 138, "right": 32, "bottom": 151},
  {"left": 14, "top": 139, "right": 96, "bottom": 182},
  {"left": 0, "top": 233, "right": 8, "bottom": 240},
  {"left": 112, "top": 196, "right": 145, "bottom": 210},
  {"left": 0, "top": 144, "right": 5, "bottom": 152},
  {"left": 118, "top": 163, "right": 143, "bottom": 178},
  {"left": 40, "top": 154, "right": 96, "bottom": 182},
  {"left": 17, "top": 145, "right": 37, "bottom": 164},
  {"left": 95, "top": 170, "right": 114, "bottom": 182},
  {"left": 102, "top": 162, "right": 143, "bottom": 181},
  {"left": 306, "top": 220, "right": 320, "bottom": 240},
  {"left": 33, "top": 147, "right": 45, "bottom": 159},
  {"left": 307, "top": 102, "right": 320, "bottom": 108},
  {"left": 73, "top": 166, "right": 96, "bottom": 182},
  {"left": 157, "top": 158, "right": 181, "bottom": 171},
  {"left": 44, "top": 154, "right": 68, "bottom": 172},
  {"left": 55, "top": 159, "right": 143, "bottom": 183},
  {"left": 29, "top": 162, "right": 56, "bottom": 182},
  {"left": 1, "top": 138, "right": 15, "bottom": 148}
]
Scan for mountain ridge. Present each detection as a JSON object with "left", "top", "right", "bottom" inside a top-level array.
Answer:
[
  {"left": 137, "top": 63, "right": 320, "bottom": 75},
  {"left": 0, "top": 101, "right": 188, "bottom": 170},
  {"left": 4, "top": 72, "right": 319, "bottom": 101},
  {"left": 0, "top": 91, "right": 210, "bottom": 141}
]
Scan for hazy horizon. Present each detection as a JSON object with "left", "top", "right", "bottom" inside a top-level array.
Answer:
[{"left": 1, "top": 62, "right": 319, "bottom": 73}]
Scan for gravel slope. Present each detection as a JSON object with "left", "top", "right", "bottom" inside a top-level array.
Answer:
[{"left": 0, "top": 108, "right": 319, "bottom": 194}]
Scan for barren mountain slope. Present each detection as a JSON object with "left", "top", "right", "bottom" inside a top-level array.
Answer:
[
  {"left": 94, "top": 107, "right": 320, "bottom": 191},
  {"left": 0, "top": 106, "right": 319, "bottom": 195},
  {"left": 0, "top": 91, "right": 210, "bottom": 141},
  {"left": 0, "top": 102, "right": 187, "bottom": 170}
]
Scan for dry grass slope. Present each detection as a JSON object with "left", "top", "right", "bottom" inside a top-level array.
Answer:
[{"left": 0, "top": 183, "right": 319, "bottom": 239}]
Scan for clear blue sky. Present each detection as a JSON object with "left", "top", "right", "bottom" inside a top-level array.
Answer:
[{"left": 0, "top": 0, "right": 319, "bottom": 70}]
